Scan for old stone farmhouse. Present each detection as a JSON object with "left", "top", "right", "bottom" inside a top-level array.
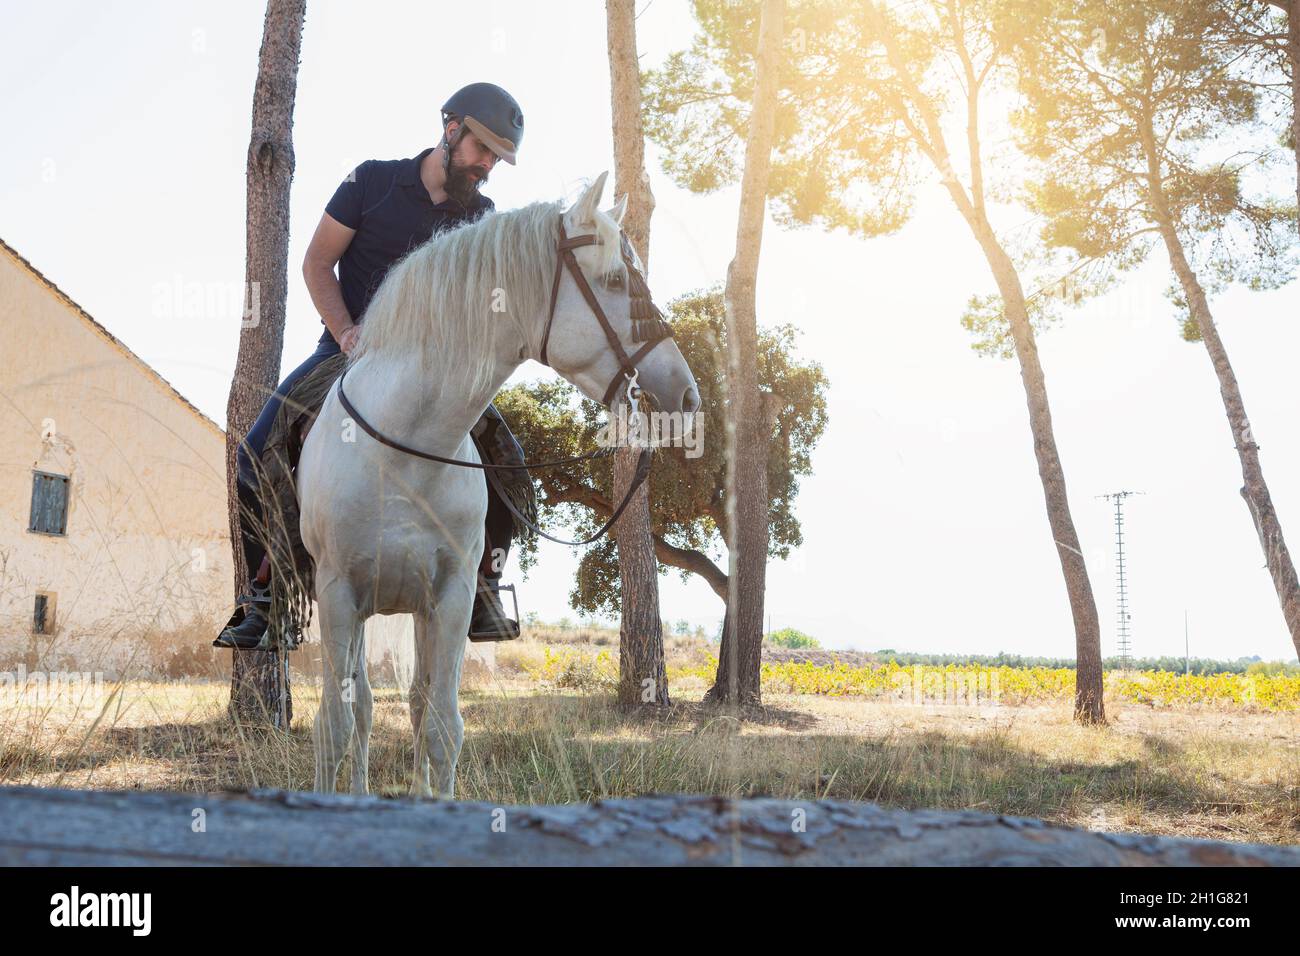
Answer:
[{"left": 0, "top": 238, "right": 234, "bottom": 676}]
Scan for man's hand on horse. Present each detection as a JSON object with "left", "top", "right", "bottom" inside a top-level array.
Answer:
[{"left": 339, "top": 325, "right": 361, "bottom": 354}]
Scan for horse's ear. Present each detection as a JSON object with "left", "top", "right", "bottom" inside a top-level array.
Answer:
[
  {"left": 605, "top": 194, "right": 628, "bottom": 226},
  {"left": 567, "top": 171, "right": 609, "bottom": 225}
]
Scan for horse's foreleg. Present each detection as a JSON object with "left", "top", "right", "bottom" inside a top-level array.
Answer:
[
  {"left": 313, "top": 581, "right": 362, "bottom": 793},
  {"left": 416, "top": 581, "right": 471, "bottom": 799},
  {"left": 409, "top": 616, "right": 433, "bottom": 798},
  {"left": 349, "top": 638, "right": 373, "bottom": 795}
]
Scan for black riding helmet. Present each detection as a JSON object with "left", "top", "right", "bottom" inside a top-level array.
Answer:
[{"left": 440, "top": 82, "right": 524, "bottom": 166}]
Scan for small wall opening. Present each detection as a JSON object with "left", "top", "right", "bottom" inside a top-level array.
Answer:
[{"left": 33, "top": 592, "right": 57, "bottom": 635}]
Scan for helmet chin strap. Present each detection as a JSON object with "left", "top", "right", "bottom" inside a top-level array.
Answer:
[
  {"left": 439, "top": 118, "right": 478, "bottom": 209},
  {"left": 440, "top": 117, "right": 467, "bottom": 174}
]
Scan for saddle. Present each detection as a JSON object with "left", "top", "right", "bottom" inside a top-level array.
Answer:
[{"left": 244, "top": 352, "right": 537, "bottom": 650}]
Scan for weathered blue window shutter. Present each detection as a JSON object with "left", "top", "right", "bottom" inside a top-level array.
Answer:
[{"left": 28, "top": 471, "right": 70, "bottom": 535}]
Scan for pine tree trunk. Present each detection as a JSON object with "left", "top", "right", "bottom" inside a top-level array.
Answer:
[
  {"left": 1178, "top": 270, "right": 1300, "bottom": 656},
  {"left": 707, "top": 392, "right": 780, "bottom": 706},
  {"left": 1289, "top": 3, "right": 1299, "bottom": 237},
  {"left": 226, "top": 0, "right": 306, "bottom": 727},
  {"left": 706, "top": 0, "right": 784, "bottom": 708},
  {"left": 865, "top": 0, "right": 1106, "bottom": 724},
  {"left": 612, "top": 451, "right": 668, "bottom": 707},
  {"left": 1140, "top": 115, "right": 1300, "bottom": 659},
  {"left": 606, "top": 0, "right": 669, "bottom": 709},
  {"left": 980, "top": 238, "right": 1106, "bottom": 724},
  {"left": 858, "top": 0, "right": 1108, "bottom": 722}
]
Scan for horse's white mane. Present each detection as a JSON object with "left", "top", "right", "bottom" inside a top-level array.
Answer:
[{"left": 349, "top": 194, "right": 625, "bottom": 396}]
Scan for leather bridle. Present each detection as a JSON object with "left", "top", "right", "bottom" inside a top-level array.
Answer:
[
  {"left": 333, "top": 212, "right": 675, "bottom": 547},
  {"left": 539, "top": 219, "right": 675, "bottom": 407}
]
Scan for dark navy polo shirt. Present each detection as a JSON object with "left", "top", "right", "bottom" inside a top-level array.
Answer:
[{"left": 318, "top": 146, "right": 494, "bottom": 344}]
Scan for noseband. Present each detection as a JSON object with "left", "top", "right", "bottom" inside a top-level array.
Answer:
[{"left": 538, "top": 219, "right": 674, "bottom": 407}]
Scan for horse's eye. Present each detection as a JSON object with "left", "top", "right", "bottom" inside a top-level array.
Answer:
[{"left": 605, "top": 271, "right": 625, "bottom": 290}]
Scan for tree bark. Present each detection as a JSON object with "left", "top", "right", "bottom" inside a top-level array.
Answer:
[
  {"left": 1289, "top": 2, "right": 1300, "bottom": 236},
  {"left": 652, "top": 535, "right": 729, "bottom": 602},
  {"left": 709, "top": 391, "right": 778, "bottom": 702},
  {"left": 1263, "top": 0, "right": 1300, "bottom": 234},
  {"left": 707, "top": 0, "right": 784, "bottom": 708},
  {"left": 225, "top": 0, "right": 306, "bottom": 727},
  {"left": 606, "top": 0, "right": 669, "bottom": 709},
  {"left": 1138, "top": 113, "right": 1300, "bottom": 658},
  {"left": 982, "top": 238, "right": 1106, "bottom": 724},
  {"left": 4, "top": 786, "right": 1297, "bottom": 866}
]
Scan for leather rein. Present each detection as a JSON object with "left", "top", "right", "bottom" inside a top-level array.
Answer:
[{"left": 334, "top": 214, "right": 674, "bottom": 547}]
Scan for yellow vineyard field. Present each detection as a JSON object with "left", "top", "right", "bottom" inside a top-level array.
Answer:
[{"left": 526, "top": 648, "right": 1300, "bottom": 710}]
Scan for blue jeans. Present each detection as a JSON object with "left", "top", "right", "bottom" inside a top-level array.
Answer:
[{"left": 236, "top": 337, "right": 341, "bottom": 489}]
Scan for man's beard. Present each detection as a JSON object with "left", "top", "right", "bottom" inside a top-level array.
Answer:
[{"left": 445, "top": 155, "right": 488, "bottom": 206}]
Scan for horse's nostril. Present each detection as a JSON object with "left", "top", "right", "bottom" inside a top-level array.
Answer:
[{"left": 682, "top": 386, "right": 701, "bottom": 415}]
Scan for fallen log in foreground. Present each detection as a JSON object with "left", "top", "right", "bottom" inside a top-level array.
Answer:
[{"left": 0, "top": 786, "right": 1295, "bottom": 866}]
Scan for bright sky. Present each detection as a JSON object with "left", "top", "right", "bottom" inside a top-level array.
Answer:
[{"left": 3, "top": 0, "right": 1299, "bottom": 663}]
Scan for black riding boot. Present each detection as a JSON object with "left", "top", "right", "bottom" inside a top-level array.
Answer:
[
  {"left": 214, "top": 481, "right": 274, "bottom": 650},
  {"left": 468, "top": 482, "right": 521, "bottom": 642},
  {"left": 215, "top": 580, "right": 271, "bottom": 650},
  {"left": 468, "top": 571, "right": 520, "bottom": 642}
]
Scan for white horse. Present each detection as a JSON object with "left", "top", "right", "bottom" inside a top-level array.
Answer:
[{"left": 296, "top": 173, "right": 700, "bottom": 796}]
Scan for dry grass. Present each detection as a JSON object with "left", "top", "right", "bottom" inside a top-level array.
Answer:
[{"left": 2, "top": 645, "right": 1297, "bottom": 845}]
